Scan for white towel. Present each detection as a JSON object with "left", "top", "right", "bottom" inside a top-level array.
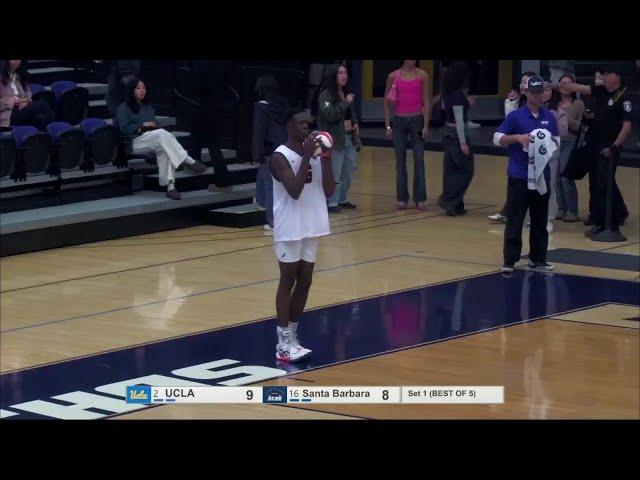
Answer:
[{"left": 527, "top": 128, "right": 558, "bottom": 195}]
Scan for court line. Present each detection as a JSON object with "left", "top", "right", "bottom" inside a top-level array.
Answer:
[
  {"left": 1, "top": 204, "right": 495, "bottom": 293},
  {"left": 597, "top": 242, "right": 640, "bottom": 253},
  {"left": 1, "top": 269, "right": 499, "bottom": 373},
  {"left": 547, "top": 302, "right": 640, "bottom": 330},
  {"left": 63, "top": 205, "right": 461, "bottom": 248},
  {"left": 549, "top": 317, "right": 639, "bottom": 330},
  {"left": 117, "top": 199, "right": 484, "bottom": 241},
  {"left": 0, "top": 254, "right": 405, "bottom": 334},
  {"left": 105, "top": 400, "right": 369, "bottom": 420}
]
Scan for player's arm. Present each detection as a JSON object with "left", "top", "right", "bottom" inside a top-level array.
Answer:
[
  {"left": 320, "top": 155, "right": 336, "bottom": 198},
  {"left": 613, "top": 121, "right": 632, "bottom": 149},
  {"left": 559, "top": 82, "right": 592, "bottom": 96},
  {"left": 493, "top": 113, "right": 530, "bottom": 150}
]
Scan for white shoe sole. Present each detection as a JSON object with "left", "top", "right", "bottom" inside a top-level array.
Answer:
[{"left": 276, "top": 350, "right": 311, "bottom": 363}]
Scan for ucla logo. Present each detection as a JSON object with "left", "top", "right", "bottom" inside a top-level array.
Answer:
[{"left": 126, "top": 385, "right": 152, "bottom": 404}]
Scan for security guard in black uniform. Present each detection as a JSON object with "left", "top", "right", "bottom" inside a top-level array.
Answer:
[{"left": 561, "top": 64, "right": 633, "bottom": 237}]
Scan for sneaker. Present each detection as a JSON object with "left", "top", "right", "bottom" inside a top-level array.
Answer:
[
  {"left": 290, "top": 337, "right": 312, "bottom": 356},
  {"left": 166, "top": 188, "right": 181, "bottom": 200},
  {"left": 528, "top": 260, "right": 554, "bottom": 271},
  {"left": 467, "top": 121, "right": 481, "bottom": 129},
  {"left": 456, "top": 207, "right": 468, "bottom": 216},
  {"left": 339, "top": 201, "right": 357, "bottom": 209},
  {"left": 585, "top": 225, "right": 604, "bottom": 237},
  {"left": 547, "top": 221, "right": 554, "bottom": 234},
  {"left": 396, "top": 201, "right": 408, "bottom": 211},
  {"left": 276, "top": 341, "right": 311, "bottom": 363},
  {"left": 328, "top": 205, "right": 343, "bottom": 214},
  {"left": 563, "top": 212, "right": 579, "bottom": 222},
  {"left": 415, "top": 201, "right": 427, "bottom": 211},
  {"left": 263, "top": 224, "right": 273, "bottom": 234},
  {"left": 488, "top": 213, "right": 507, "bottom": 223},
  {"left": 502, "top": 264, "right": 514, "bottom": 273},
  {"left": 555, "top": 210, "right": 566, "bottom": 220},
  {"left": 184, "top": 161, "right": 208, "bottom": 174}
]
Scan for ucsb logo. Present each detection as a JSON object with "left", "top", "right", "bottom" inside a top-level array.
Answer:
[{"left": 126, "top": 386, "right": 152, "bottom": 404}]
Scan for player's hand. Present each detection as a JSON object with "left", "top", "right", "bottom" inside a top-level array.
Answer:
[
  {"left": 303, "top": 134, "right": 318, "bottom": 158},
  {"left": 460, "top": 143, "right": 470, "bottom": 156},
  {"left": 345, "top": 93, "right": 355, "bottom": 104}
]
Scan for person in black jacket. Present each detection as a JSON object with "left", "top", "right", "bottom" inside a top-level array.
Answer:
[{"left": 252, "top": 75, "right": 289, "bottom": 231}]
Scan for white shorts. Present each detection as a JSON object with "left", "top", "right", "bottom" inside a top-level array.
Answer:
[{"left": 274, "top": 237, "right": 320, "bottom": 263}]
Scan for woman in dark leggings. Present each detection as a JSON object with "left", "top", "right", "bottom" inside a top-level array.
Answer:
[
  {"left": 0, "top": 60, "right": 54, "bottom": 131},
  {"left": 439, "top": 62, "right": 474, "bottom": 216}
]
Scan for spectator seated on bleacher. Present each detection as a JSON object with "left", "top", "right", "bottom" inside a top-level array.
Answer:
[
  {"left": 0, "top": 60, "right": 54, "bottom": 132},
  {"left": 116, "top": 76, "right": 207, "bottom": 200}
]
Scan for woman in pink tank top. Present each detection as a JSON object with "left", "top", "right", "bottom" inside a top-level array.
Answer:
[{"left": 384, "top": 60, "right": 431, "bottom": 210}]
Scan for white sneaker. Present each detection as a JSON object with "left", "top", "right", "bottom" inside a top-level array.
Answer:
[
  {"left": 467, "top": 121, "right": 481, "bottom": 129},
  {"left": 527, "top": 260, "right": 554, "bottom": 271},
  {"left": 488, "top": 213, "right": 507, "bottom": 222},
  {"left": 276, "top": 341, "right": 311, "bottom": 363},
  {"left": 290, "top": 335, "right": 312, "bottom": 356},
  {"left": 263, "top": 224, "right": 273, "bottom": 232},
  {"left": 547, "top": 221, "right": 554, "bottom": 234}
]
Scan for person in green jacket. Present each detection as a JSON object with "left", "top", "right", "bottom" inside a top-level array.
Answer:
[{"left": 317, "top": 64, "right": 359, "bottom": 213}]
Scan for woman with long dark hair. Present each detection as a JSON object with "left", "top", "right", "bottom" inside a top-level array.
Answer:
[
  {"left": 439, "top": 62, "right": 474, "bottom": 216},
  {"left": 549, "top": 74, "right": 585, "bottom": 222},
  {"left": 384, "top": 60, "right": 431, "bottom": 210},
  {"left": 252, "top": 75, "right": 289, "bottom": 231},
  {"left": 317, "top": 64, "right": 359, "bottom": 213},
  {"left": 116, "top": 76, "right": 207, "bottom": 199},
  {"left": 0, "top": 60, "right": 54, "bottom": 130}
]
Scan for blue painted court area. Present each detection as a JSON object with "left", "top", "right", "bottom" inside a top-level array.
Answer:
[{"left": 1, "top": 271, "right": 638, "bottom": 419}]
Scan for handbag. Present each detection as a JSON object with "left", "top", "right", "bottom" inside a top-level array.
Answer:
[{"left": 385, "top": 70, "right": 400, "bottom": 104}]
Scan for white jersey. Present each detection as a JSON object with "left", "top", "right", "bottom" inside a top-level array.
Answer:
[{"left": 272, "top": 145, "right": 330, "bottom": 242}]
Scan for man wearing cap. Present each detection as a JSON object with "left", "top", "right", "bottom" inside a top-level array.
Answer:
[
  {"left": 493, "top": 75, "right": 560, "bottom": 273},
  {"left": 560, "top": 64, "right": 633, "bottom": 237}
]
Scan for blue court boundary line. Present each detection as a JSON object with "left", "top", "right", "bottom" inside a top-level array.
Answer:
[
  {"left": 1, "top": 253, "right": 502, "bottom": 335},
  {"left": 4, "top": 267, "right": 638, "bottom": 375},
  {"left": 104, "top": 300, "right": 615, "bottom": 421},
  {"left": 1, "top": 269, "right": 500, "bottom": 374}
]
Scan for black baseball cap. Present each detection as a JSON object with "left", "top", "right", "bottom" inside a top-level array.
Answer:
[{"left": 526, "top": 75, "right": 545, "bottom": 93}]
